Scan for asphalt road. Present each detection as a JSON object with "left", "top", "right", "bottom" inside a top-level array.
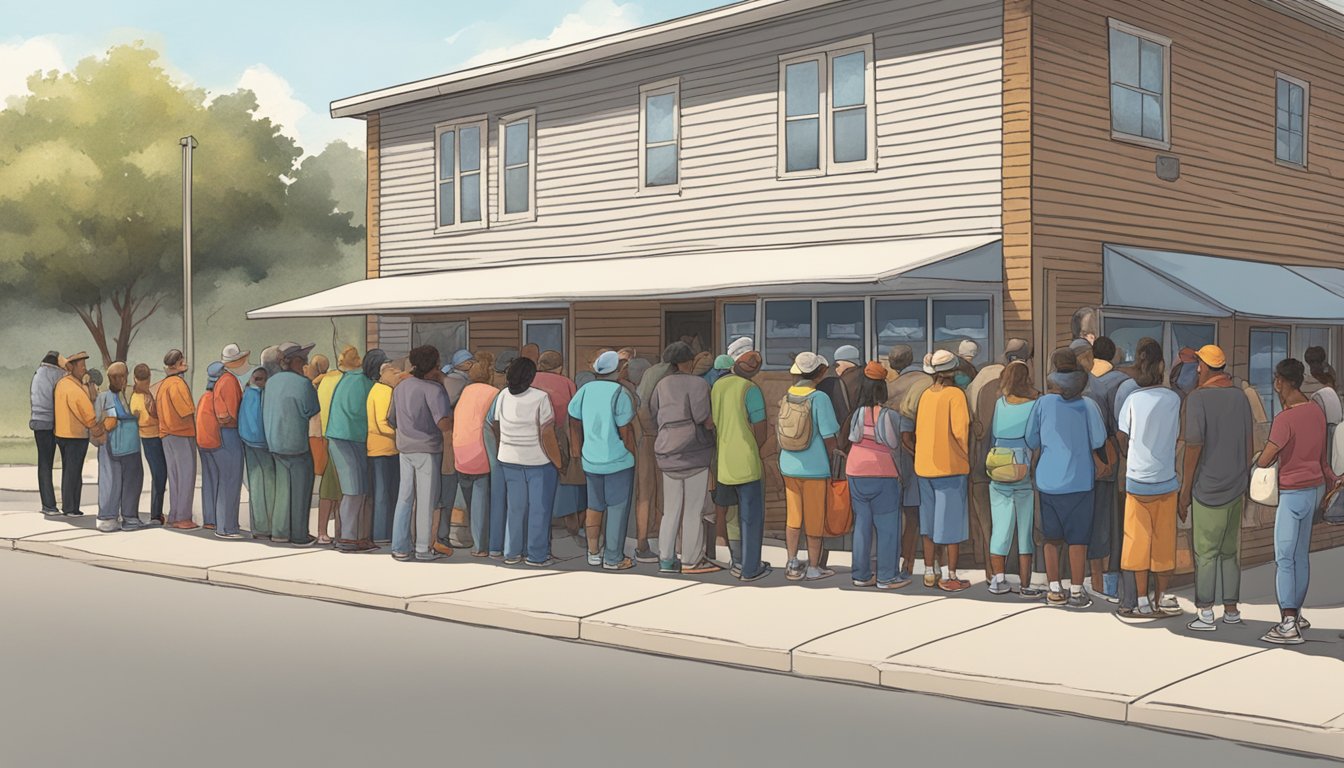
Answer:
[{"left": 0, "top": 548, "right": 1336, "bottom": 767}]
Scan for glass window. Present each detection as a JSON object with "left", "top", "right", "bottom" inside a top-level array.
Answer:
[
  {"left": 1250, "top": 328, "right": 1289, "bottom": 418},
  {"left": 1171, "top": 322, "right": 1215, "bottom": 359},
  {"left": 873, "top": 299, "right": 928, "bottom": 362},
  {"left": 1103, "top": 316, "right": 1164, "bottom": 367},
  {"left": 780, "top": 40, "right": 875, "bottom": 176},
  {"left": 524, "top": 320, "right": 565, "bottom": 356},
  {"left": 723, "top": 302, "right": 756, "bottom": 352},
  {"left": 817, "top": 300, "right": 864, "bottom": 363},
  {"left": 435, "top": 120, "right": 486, "bottom": 230},
  {"left": 1295, "top": 326, "right": 1331, "bottom": 359},
  {"left": 784, "top": 59, "right": 821, "bottom": 173},
  {"left": 412, "top": 321, "right": 469, "bottom": 367},
  {"left": 1277, "top": 75, "right": 1307, "bottom": 166},
  {"left": 1109, "top": 23, "right": 1167, "bottom": 143},
  {"left": 501, "top": 114, "right": 534, "bottom": 217},
  {"left": 641, "top": 83, "right": 679, "bottom": 189},
  {"left": 763, "top": 300, "right": 812, "bottom": 369},
  {"left": 830, "top": 50, "right": 868, "bottom": 164},
  {"left": 933, "top": 299, "right": 990, "bottom": 365}
]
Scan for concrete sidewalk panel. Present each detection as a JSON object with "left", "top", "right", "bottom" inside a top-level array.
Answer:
[
  {"left": 211, "top": 550, "right": 544, "bottom": 610},
  {"left": 793, "top": 596, "right": 1036, "bottom": 684},
  {"left": 0, "top": 514, "right": 97, "bottom": 546},
  {"left": 1131, "top": 649, "right": 1344, "bottom": 760},
  {"left": 410, "top": 571, "right": 696, "bottom": 639},
  {"left": 879, "top": 609, "right": 1264, "bottom": 721},
  {"left": 582, "top": 583, "right": 908, "bottom": 672},
  {"left": 16, "top": 528, "right": 313, "bottom": 580}
]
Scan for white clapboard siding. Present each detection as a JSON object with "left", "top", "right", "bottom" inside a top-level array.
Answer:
[
  {"left": 373, "top": 0, "right": 1003, "bottom": 276},
  {"left": 376, "top": 316, "right": 412, "bottom": 359}
]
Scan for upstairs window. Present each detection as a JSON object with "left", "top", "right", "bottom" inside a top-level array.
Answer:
[
  {"left": 778, "top": 37, "right": 876, "bottom": 177},
  {"left": 1108, "top": 19, "right": 1170, "bottom": 148},
  {"left": 434, "top": 118, "right": 487, "bottom": 232},
  {"left": 499, "top": 110, "right": 536, "bottom": 222},
  {"left": 639, "top": 79, "right": 680, "bottom": 192},
  {"left": 1276, "top": 73, "right": 1308, "bottom": 167}
]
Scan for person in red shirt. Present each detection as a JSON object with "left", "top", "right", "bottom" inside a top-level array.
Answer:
[{"left": 212, "top": 344, "right": 249, "bottom": 538}]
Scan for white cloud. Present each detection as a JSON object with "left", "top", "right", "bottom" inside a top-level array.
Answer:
[
  {"left": 0, "top": 36, "right": 66, "bottom": 105},
  {"left": 231, "top": 64, "right": 364, "bottom": 156},
  {"left": 464, "top": 0, "right": 644, "bottom": 67}
]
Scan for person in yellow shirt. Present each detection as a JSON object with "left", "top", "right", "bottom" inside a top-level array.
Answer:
[
  {"left": 314, "top": 351, "right": 348, "bottom": 545},
  {"left": 913, "top": 349, "right": 971, "bottom": 592},
  {"left": 53, "top": 351, "right": 103, "bottom": 516},
  {"left": 130, "top": 364, "right": 167, "bottom": 525},
  {"left": 367, "top": 361, "right": 401, "bottom": 545}
]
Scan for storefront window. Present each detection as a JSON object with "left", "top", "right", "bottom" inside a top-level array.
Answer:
[
  {"left": 412, "top": 320, "right": 468, "bottom": 367},
  {"left": 817, "top": 300, "right": 864, "bottom": 363},
  {"left": 723, "top": 303, "right": 756, "bottom": 353},
  {"left": 1250, "top": 328, "right": 1289, "bottom": 418},
  {"left": 933, "top": 299, "right": 990, "bottom": 365},
  {"left": 873, "top": 299, "right": 927, "bottom": 362},
  {"left": 1171, "top": 322, "right": 1216, "bottom": 360},
  {"left": 1104, "top": 317, "right": 1163, "bottom": 367},
  {"left": 763, "top": 300, "right": 811, "bottom": 369},
  {"left": 1295, "top": 326, "right": 1331, "bottom": 359},
  {"left": 523, "top": 320, "right": 565, "bottom": 356}
]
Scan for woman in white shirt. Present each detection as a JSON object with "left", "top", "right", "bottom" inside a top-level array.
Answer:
[
  {"left": 1305, "top": 347, "right": 1344, "bottom": 524},
  {"left": 490, "top": 356, "right": 563, "bottom": 566}
]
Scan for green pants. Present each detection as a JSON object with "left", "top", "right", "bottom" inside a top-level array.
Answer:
[
  {"left": 1192, "top": 498, "right": 1242, "bottom": 608},
  {"left": 274, "top": 452, "right": 315, "bottom": 544},
  {"left": 244, "top": 444, "right": 276, "bottom": 535}
]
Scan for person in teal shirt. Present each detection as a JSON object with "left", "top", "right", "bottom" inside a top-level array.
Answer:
[
  {"left": 568, "top": 351, "right": 637, "bottom": 569},
  {"left": 263, "top": 342, "right": 321, "bottom": 546},
  {"left": 779, "top": 352, "right": 840, "bottom": 582},
  {"left": 325, "top": 348, "right": 387, "bottom": 551}
]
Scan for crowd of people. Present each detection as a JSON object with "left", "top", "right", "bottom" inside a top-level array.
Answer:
[{"left": 27, "top": 329, "right": 1344, "bottom": 646}]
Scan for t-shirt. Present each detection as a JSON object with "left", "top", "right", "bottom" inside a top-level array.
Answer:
[
  {"left": 196, "top": 390, "right": 222, "bottom": 450},
  {"left": 326, "top": 371, "right": 375, "bottom": 443},
  {"left": 914, "top": 385, "right": 970, "bottom": 479},
  {"left": 213, "top": 369, "right": 243, "bottom": 430},
  {"left": 388, "top": 376, "right": 452, "bottom": 455},
  {"left": 453, "top": 383, "right": 498, "bottom": 475},
  {"left": 1184, "top": 383, "right": 1253, "bottom": 506},
  {"left": 262, "top": 371, "right": 320, "bottom": 456},
  {"left": 130, "top": 391, "right": 158, "bottom": 440},
  {"left": 649, "top": 372, "right": 714, "bottom": 472},
  {"left": 1087, "top": 369, "right": 1131, "bottom": 437},
  {"left": 491, "top": 387, "right": 554, "bottom": 467},
  {"left": 316, "top": 370, "right": 344, "bottom": 434},
  {"left": 366, "top": 382, "right": 397, "bottom": 457},
  {"left": 1025, "top": 394, "right": 1106, "bottom": 495},
  {"left": 1269, "top": 401, "right": 1331, "bottom": 491},
  {"left": 992, "top": 397, "right": 1036, "bottom": 450},
  {"left": 846, "top": 406, "right": 900, "bottom": 478},
  {"left": 711, "top": 374, "right": 767, "bottom": 485},
  {"left": 239, "top": 386, "right": 266, "bottom": 449},
  {"left": 568, "top": 379, "right": 636, "bottom": 475},
  {"left": 778, "top": 385, "right": 840, "bottom": 480},
  {"left": 532, "top": 371, "right": 577, "bottom": 432},
  {"left": 442, "top": 371, "right": 470, "bottom": 408},
  {"left": 1117, "top": 386, "right": 1183, "bottom": 495},
  {"left": 157, "top": 374, "right": 195, "bottom": 438}
]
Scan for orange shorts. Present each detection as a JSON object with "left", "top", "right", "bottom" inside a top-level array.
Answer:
[
  {"left": 784, "top": 476, "right": 827, "bottom": 538},
  {"left": 1122, "top": 492, "right": 1177, "bottom": 573},
  {"left": 310, "top": 436, "right": 329, "bottom": 476}
]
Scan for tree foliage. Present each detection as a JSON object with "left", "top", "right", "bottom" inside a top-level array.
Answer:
[{"left": 0, "top": 43, "right": 364, "bottom": 367}]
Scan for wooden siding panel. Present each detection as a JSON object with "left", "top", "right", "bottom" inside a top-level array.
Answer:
[{"left": 1002, "top": 0, "right": 1034, "bottom": 346}]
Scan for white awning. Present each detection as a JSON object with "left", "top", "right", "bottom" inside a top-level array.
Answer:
[
  {"left": 1103, "top": 244, "right": 1344, "bottom": 321},
  {"left": 248, "top": 235, "right": 1001, "bottom": 319}
]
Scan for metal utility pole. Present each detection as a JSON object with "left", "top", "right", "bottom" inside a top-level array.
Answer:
[{"left": 180, "top": 136, "right": 197, "bottom": 380}]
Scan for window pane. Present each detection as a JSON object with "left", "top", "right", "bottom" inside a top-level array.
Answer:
[
  {"left": 461, "top": 173, "right": 481, "bottom": 223},
  {"left": 459, "top": 125, "right": 480, "bottom": 173},
  {"left": 645, "top": 92, "right": 675, "bottom": 144},
  {"left": 1141, "top": 93, "right": 1164, "bottom": 140},
  {"left": 933, "top": 299, "right": 990, "bottom": 365},
  {"left": 785, "top": 118, "right": 820, "bottom": 172},
  {"left": 874, "top": 299, "right": 927, "bottom": 362},
  {"left": 438, "top": 181, "right": 454, "bottom": 227},
  {"left": 1296, "top": 327, "right": 1331, "bottom": 359},
  {"left": 1290, "top": 82, "right": 1304, "bottom": 114},
  {"left": 1111, "top": 85, "right": 1142, "bottom": 136},
  {"left": 1109, "top": 29, "right": 1139, "bottom": 87},
  {"left": 1289, "top": 132, "right": 1303, "bottom": 164},
  {"left": 505, "top": 120, "right": 530, "bottom": 167},
  {"left": 1277, "top": 107, "right": 1290, "bottom": 131},
  {"left": 785, "top": 60, "right": 820, "bottom": 118},
  {"left": 438, "top": 130, "right": 455, "bottom": 179},
  {"left": 505, "top": 166, "right": 529, "bottom": 214},
  {"left": 525, "top": 322, "right": 565, "bottom": 355},
  {"left": 645, "top": 144, "right": 678, "bottom": 187},
  {"left": 832, "top": 51, "right": 866, "bottom": 108},
  {"left": 1171, "top": 323, "right": 1215, "bottom": 362},
  {"left": 1278, "top": 78, "right": 1290, "bottom": 112},
  {"left": 764, "top": 300, "right": 812, "bottom": 369},
  {"left": 1250, "top": 329, "right": 1289, "bottom": 417},
  {"left": 1139, "top": 39, "right": 1164, "bottom": 93},
  {"left": 412, "top": 320, "right": 469, "bottom": 366},
  {"left": 833, "top": 108, "right": 867, "bottom": 163},
  {"left": 1103, "top": 317, "right": 1163, "bottom": 368},
  {"left": 1277, "top": 129, "right": 1292, "bottom": 162},
  {"left": 1291, "top": 111, "right": 1303, "bottom": 133},
  {"left": 817, "top": 301, "right": 865, "bottom": 364},
  {"left": 723, "top": 303, "right": 756, "bottom": 352}
]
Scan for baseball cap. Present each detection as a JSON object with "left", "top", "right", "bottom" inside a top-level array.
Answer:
[
  {"left": 278, "top": 341, "right": 315, "bottom": 361},
  {"left": 833, "top": 345, "right": 862, "bottom": 365},
  {"left": 1004, "top": 338, "right": 1031, "bottom": 362},
  {"left": 958, "top": 339, "right": 980, "bottom": 359},
  {"left": 593, "top": 350, "right": 621, "bottom": 375},
  {"left": 1196, "top": 344, "right": 1226, "bottom": 368},
  {"left": 790, "top": 351, "right": 828, "bottom": 376},
  {"left": 450, "top": 349, "right": 473, "bottom": 368},
  {"left": 713, "top": 354, "right": 734, "bottom": 370},
  {"left": 1069, "top": 338, "right": 1093, "bottom": 354}
]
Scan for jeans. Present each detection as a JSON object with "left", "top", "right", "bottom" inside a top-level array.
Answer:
[
  {"left": 199, "top": 446, "right": 220, "bottom": 527},
  {"left": 33, "top": 429, "right": 57, "bottom": 511},
  {"left": 97, "top": 447, "right": 143, "bottom": 522},
  {"left": 658, "top": 468, "right": 712, "bottom": 567},
  {"left": 501, "top": 462, "right": 558, "bottom": 563},
  {"left": 458, "top": 473, "right": 491, "bottom": 555},
  {"left": 56, "top": 436, "right": 89, "bottom": 514},
  {"left": 486, "top": 429, "right": 507, "bottom": 556},
  {"left": 393, "top": 452, "right": 440, "bottom": 556},
  {"left": 728, "top": 480, "right": 766, "bottom": 579},
  {"left": 244, "top": 444, "right": 276, "bottom": 535},
  {"left": 370, "top": 455, "right": 399, "bottom": 543},
  {"left": 161, "top": 435, "right": 197, "bottom": 524},
  {"left": 214, "top": 429, "right": 245, "bottom": 535},
  {"left": 1192, "top": 498, "right": 1243, "bottom": 608},
  {"left": 272, "top": 451, "right": 315, "bottom": 544},
  {"left": 588, "top": 468, "right": 634, "bottom": 566},
  {"left": 142, "top": 436, "right": 168, "bottom": 520},
  {"left": 329, "top": 438, "right": 370, "bottom": 542},
  {"left": 1274, "top": 486, "right": 1322, "bottom": 611},
  {"left": 849, "top": 476, "right": 902, "bottom": 585}
]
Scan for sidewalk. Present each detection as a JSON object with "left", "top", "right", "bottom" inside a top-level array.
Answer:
[{"left": 2, "top": 504, "right": 1342, "bottom": 759}]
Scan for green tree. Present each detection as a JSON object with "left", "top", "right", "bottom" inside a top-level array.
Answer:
[{"left": 0, "top": 43, "right": 363, "bottom": 367}]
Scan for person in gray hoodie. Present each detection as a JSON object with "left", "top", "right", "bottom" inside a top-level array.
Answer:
[{"left": 30, "top": 351, "right": 65, "bottom": 514}]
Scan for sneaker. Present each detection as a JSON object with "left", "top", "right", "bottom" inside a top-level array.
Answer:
[
  {"left": 1083, "top": 583, "right": 1111, "bottom": 602},
  {"left": 447, "top": 525, "right": 473, "bottom": 549},
  {"left": 852, "top": 576, "right": 877, "bottom": 588},
  {"left": 489, "top": 551, "right": 504, "bottom": 561},
  {"left": 805, "top": 567, "right": 836, "bottom": 581},
  {"left": 391, "top": 552, "right": 412, "bottom": 561},
  {"left": 785, "top": 561, "right": 806, "bottom": 581},
  {"left": 876, "top": 576, "right": 912, "bottom": 590},
  {"left": 147, "top": 518, "right": 165, "bottom": 527},
  {"left": 63, "top": 510, "right": 85, "bottom": 517},
  {"left": 95, "top": 519, "right": 120, "bottom": 533},
  {"left": 42, "top": 507, "right": 62, "bottom": 516},
  {"left": 1019, "top": 586, "right": 1046, "bottom": 600},
  {"left": 214, "top": 531, "right": 244, "bottom": 540},
  {"left": 1066, "top": 591, "right": 1093, "bottom": 609},
  {"left": 1187, "top": 612, "right": 1218, "bottom": 632},
  {"left": 987, "top": 579, "right": 1011, "bottom": 596},
  {"left": 603, "top": 557, "right": 635, "bottom": 571},
  {"left": 1298, "top": 615, "right": 1312, "bottom": 631},
  {"left": 740, "top": 563, "right": 773, "bottom": 582},
  {"left": 525, "top": 557, "right": 558, "bottom": 568},
  {"left": 290, "top": 537, "right": 318, "bottom": 548},
  {"left": 922, "top": 572, "right": 940, "bottom": 589},
  {"left": 659, "top": 559, "right": 682, "bottom": 574},
  {"left": 1157, "top": 594, "right": 1182, "bottom": 615},
  {"left": 503, "top": 555, "right": 523, "bottom": 565},
  {"left": 120, "top": 519, "right": 146, "bottom": 531},
  {"left": 939, "top": 577, "right": 971, "bottom": 593},
  {"left": 1045, "top": 591, "right": 1068, "bottom": 607},
  {"left": 1261, "top": 620, "right": 1304, "bottom": 645},
  {"left": 416, "top": 551, "right": 446, "bottom": 562},
  {"left": 634, "top": 546, "right": 659, "bottom": 564},
  {"left": 587, "top": 553, "right": 602, "bottom": 567},
  {"left": 1223, "top": 611, "right": 1243, "bottom": 625}
]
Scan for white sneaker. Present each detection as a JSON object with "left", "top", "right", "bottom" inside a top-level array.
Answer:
[
  {"left": 1083, "top": 583, "right": 1110, "bottom": 602},
  {"left": 1157, "top": 594, "right": 1182, "bottom": 615},
  {"left": 95, "top": 519, "right": 121, "bottom": 533},
  {"left": 1187, "top": 612, "right": 1218, "bottom": 632},
  {"left": 1223, "top": 611, "right": 1243, "bottom": 625}
]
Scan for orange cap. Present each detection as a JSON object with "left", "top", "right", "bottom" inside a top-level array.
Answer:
[{"left": 1196, "top": 344, "right": 1226, "bottom": 368}]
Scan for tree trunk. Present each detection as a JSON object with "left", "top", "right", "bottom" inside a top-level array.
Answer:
[{"left": 71, "top": 303, "right": 113, "bottom": 369}]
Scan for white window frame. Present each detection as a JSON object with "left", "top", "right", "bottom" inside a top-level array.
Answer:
[
  {"left": 777, "top": 35, "right": 877, "bottom": 179},
  {"left": 1107, "top": 18, "right": 1172, "bottom": 151},
  {"left": 497, "top": 109, "right": 538, "bottom": 223},
  {"left": 433, "top": 116, "right": 489, "bottom": 234},
  {"left": 522, "top": 318, "right": 567, "bottom": 355},
  {"left": 1275, "top": 71, "right": 1310, "bottom": 169},
  {"left": 638, "top": 78, "right": 681, "bottom": 195}
]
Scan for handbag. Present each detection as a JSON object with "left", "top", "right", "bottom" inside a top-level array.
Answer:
[
  {"left": 1249, "top": 455, "right": 1279, "bottom": 507},
  {"left": 824, "top": 451, "right": 853, "bottom": 537},
  {"left": 985, "top": 447, "right": 1029, "bottom": 483}
]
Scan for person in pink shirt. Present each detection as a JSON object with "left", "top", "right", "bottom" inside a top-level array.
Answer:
[
  {"left": 845, "top": 361, "right": 910, "bottom": 589},
  {"left": 454, "top": 353, "right": 500, "bottom": 557}
]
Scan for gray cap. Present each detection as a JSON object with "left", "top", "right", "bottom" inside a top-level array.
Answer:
[{"left": 278, "top": 341, "right": 315, "bottom": 362}]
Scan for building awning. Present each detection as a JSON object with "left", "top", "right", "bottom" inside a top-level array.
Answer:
[
  {"left": 1103, "top": 244, "right": 1344, "bottom": 321},
  {"left": 248, "top": 235, "right": 1001, "bottom": 319}
]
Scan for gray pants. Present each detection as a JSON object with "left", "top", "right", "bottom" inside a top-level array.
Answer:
[
  {"left": 161, "top": 435, "right": 197, "bottom": 523},
  {"left": 97, "top": 447, "right": 144, "bottom": 522},
  {"left": 393, "top": 452, "right": 440, "bottom": 556},
  {"left": 329, "top": 438, "right": 370, "bottom": 542},
  {"left": 658, "top": 468, "right": 712, "bottom": 567}
]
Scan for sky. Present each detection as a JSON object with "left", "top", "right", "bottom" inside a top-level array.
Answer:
[{"left": 1, "top": 0, "right": 728, "bottom": 155}]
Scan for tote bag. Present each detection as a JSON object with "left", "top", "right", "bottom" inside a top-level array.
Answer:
[
  {"left": 824, "top": 452, "right": 853, "bottom": 537},
  {"left": 1249, "top": 457, "right": 1279, "bottom": 508}
]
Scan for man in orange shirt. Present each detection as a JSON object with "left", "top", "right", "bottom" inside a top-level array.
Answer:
[
  {"left": 159, "top": 349, "right": 199, "bottom": 529},
  {"left": 53, "top": 351, "right": 103, "bottom": 516},
  {"left": 212, "top": 344, "right": 249, "bottom": 538},
  {"left": 914, "top": 349, "right": 972, "bottom": 592}
]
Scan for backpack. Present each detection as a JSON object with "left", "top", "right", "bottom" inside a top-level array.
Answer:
[{"left": 776, "top": 392, "right": 815, "bottom": 452}]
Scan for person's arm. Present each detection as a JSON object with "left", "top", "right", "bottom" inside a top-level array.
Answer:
[
  {"left": 952, "top": 392, "right": 970, "bottom": 456},
  {"left": 752, "top": 421, "right": 767, "bottom": 450},
  {"left": 619, "top": 423, "right": 636, "bottom": 455},
  {"left": 171, "top": 380, "right": 195, "bottom": 419},
  {"left": 373, "top": 392, "right": 395, "bottom": 437},
  {"left": 1257, "top": 441, "right": 1281, "bottom": 468},
  {"left": 98, "top": 395, "right": 118, "bottom": 433},
  {"left": 214, "top": 377, "right": 238, "bottom": 427},
  {"left": 386, "top": 389, "right": 398, "bottom": 430},
  {"left": 1180, "top": 444, "right": 1202, "bottom": 520},
  {"left": 300, "top": 382, "right": 321, "bottom": 420},
  {"left": 569, "top": 418, "right": 585, "bottom": 461},
  {"left": 617, "top": 389, "right": 637, "bottom": 456}
]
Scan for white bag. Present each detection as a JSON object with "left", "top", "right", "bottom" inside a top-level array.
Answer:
[
  {"left": 1331, "top": 423, "right": 1344, "bottom": 477},
  {"left": 1249, "top": 460, "right": 1279, "bottom": 508}
]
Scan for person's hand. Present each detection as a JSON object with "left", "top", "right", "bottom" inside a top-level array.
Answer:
[{"left": 1178, "top": 489, "right": 1192, "bottom": 520}]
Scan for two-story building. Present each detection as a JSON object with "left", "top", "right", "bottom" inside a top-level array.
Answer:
[{"left": 251, "top": 0, "right": 1344, "bottom": 565}]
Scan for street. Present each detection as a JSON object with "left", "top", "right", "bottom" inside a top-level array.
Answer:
[{"left": 0, "top": 548, "right": 1334, "bottom": 767}]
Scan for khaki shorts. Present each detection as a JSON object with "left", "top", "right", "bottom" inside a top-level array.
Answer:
[
  {"left": 1122, "top": 492, "right": 1177, "bottom": 573},
  {"left": 784, "top": 476, "right": 827, "bottom": 538}
]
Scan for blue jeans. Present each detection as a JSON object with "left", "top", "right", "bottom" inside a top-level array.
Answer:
[
  {"left": 501, "top": 462, "right": 558, "bottom": 563},
  {"left": 1275, "top": 485, "right": 1323, "bottom": 611},
  {"left": 458, "top": 473, "right": 491, "bottom": 555},
  {"left": 849, "top": 476, "right": 902, "bottom": 584},
  {"left": 141, "top": 436, "right": 167, "bottom": 520},
  {"left": 730, "top": 480, "right": 767, "bottom": 579},
  {"left": 215, "top": 429, "right": 245, "bottom": 535},
  {"left": 393, "top": 452, "right": 440, "bottom": 556},
  {"left": 199, "top": 445, "right": 220, "bottom": 527},
  {"left": 485, "top": 429, "right": 507, "bottom": 556},
  {"left": 587, "top": 468, "right": 634, "bottom": 566},
  {"left": 369, "top": 455, "right": 399, "bottom": 543}
]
